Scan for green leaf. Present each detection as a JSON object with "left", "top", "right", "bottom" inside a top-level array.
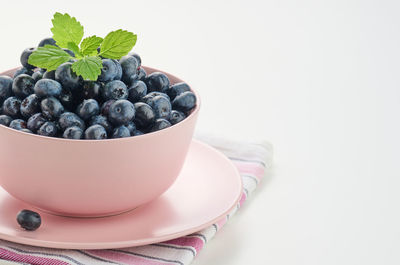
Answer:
[
  {"left": 28, "top": 45, "right": 72, "bottom": 71},
  {"left": 99, "top": 29, "right": 137, "bottom": 59},
  {"left": 67, "top": 42, "right": 81, "bottom": 58},
  {"left": 71, "top": 56, "right": 102, "bottom": 81},
  {"left": 51, "top": 12, "right": 84, "bottom": 48},
  {"left": 80, "top": 35, "right": 103, "bottom": 56}
]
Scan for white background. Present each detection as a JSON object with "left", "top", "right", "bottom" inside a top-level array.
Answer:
[{"left": 1, "top": 0, "right": 400, "bottom": 264}]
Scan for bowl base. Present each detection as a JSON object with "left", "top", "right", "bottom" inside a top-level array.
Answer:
[{"left": 31, "top": 205, "right": 140, "bottom": 219}]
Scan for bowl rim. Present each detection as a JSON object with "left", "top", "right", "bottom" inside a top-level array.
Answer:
[{"left": 0, "top": 66, "right": 201, "bottom": 143}]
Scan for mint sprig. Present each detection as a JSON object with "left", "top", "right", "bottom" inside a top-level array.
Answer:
[{"left": 28, "top": 12, "right": 137, "bottom": 81}]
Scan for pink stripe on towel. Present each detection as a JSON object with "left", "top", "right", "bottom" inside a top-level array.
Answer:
[
  {"left": 164, "top": 236, "right": 205, "bottom": 253},
  {"left": 233, "top": 162, "right": 265, "bottom": 181},
  {"left": 239, "top": 191, "right": 247, "bottom": 206},
  {"left": 0, "top": 248, "right": 69, "bottom": 265},
  {"left": 215, "top": 216, "right": 228, "bottom": 228}
]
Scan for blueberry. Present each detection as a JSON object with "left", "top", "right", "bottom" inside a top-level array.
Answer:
[
  {"left": 132, "top": 129, "right": 144, "bottom": 136},
  {"left": 129, "top": 52, "right": 141, "bottom": 67},
  {"left": 70, "top": 86, "right": 85, "bottom": 102},
  {"left": 145, "top": 72, "right": 170, "bottom": 93},
  {"left": 55, "top": 62, "right": 81, "bottom": 90},
  {"left": 137, "top": 67, "right": 147, "bottom": 81},
  {"left": 63, "top": 126, "right": 83, "bottom": 139},
  {"left": 172, "top": 91, "right": 197, "bottom": 112},
  {"left": 43, "top": 70, "right": 56, "bottom": 80},
  {"left": 169, "top": 110, "right": 186, "bottom": 125},
  {"left": 9, "top": 119, "right": 27, "bottom": 130},
  {"left": 112, "top": 125, "right": 130, "bottom": 138},
  {"left": 146, "top": 95, "right": 171, "bottom": 120},
  {"left": 98, "top": 59, "right": 121, "bottom": 82},
  {"left": 128, "top": 80, "right": 147, "bottom": 102},
  {"left": 41, "top": 97, "right": 64, "bottom": 120},
  {"left": 101, "top": 80, "right": 128, "bottom": 100},
  {"left": 108, "top": 99, "right": 135, "bottom": 126},
  {"left": 133, "top": 102, "right": 155, "bottom": 128},
  {"left": 120, "top": 55, "right": 139, "bottom": 83},
  {"left": 0, "top": 115, "right": 12, "bottom": 126},
  {"left": 151, "top": 119, "right": 171, "bottom": 132},
  {"left": 143, "top": 92, "right": 170, "bottom": 102},
  {"left": 20, "top": 47, "right": 36, "bottom": 69},
  {"left": 20, "top": 94, "right": 40, "bottom": 118},
  {"left": 166, "top": 82, "right": 190, "bottom": 100},
  {"left": 59, "top": 112, "right": 85, "bottom": 131},
  {"left": 63, "top": 48, "right": 75, "bottom": 57},
  {"left": 37, "top": 121, "right": 58, "bottom": 137},
  {"left": 97, "top": 47, "right": 102, "bottom": 57},
  {"left": 27, "top": 113, "right": 47, "bottom": 132},
  {"left": 12, "top": 74, "right": 35, "bottom": 98},
  {"left": 38, "top": 37, "right": 57, "bottom": 47},
  {"left": 112, "top": 59, "right": 123, "bottom": 81},
  {"left": 0, "top": 76, "right": 13, "bottom": 102},
  {"left": 3, "top": 97, "right": 21, "bottom": 117},
  {"left": 59, "top": 89, "right": 75, "bottom": 110},
  {"left": 76, "top": 99, "right": 100, "bottom": 120},
  {"left": 13, "top": 68, "right": 33, "bottom": 78},
  {"left": 32, "top": 71, "right": 43, "bottom": 82},
  {"left": 82, "top": 81, "right": 102, "bottom": 100},
  {"left": 34, "top": 79, "right": 62, "bottom": 98},
  {"left": 16, "top": 209, "right": 41, "bottom": 231},
  {"left": 84, "top": 124, "right": 107, "bottom": 139},
  {"left": 101, "top": 100, "right": 115, "bottom": 116},
  {"left": 125, "top": 121, "right": 136, "bottom": 135},
  {"left": 20, "top": 129, "right": 32, "bottom": 134},
  {"left": 89, "top": 115, "right": 112, "bottom": 134}
]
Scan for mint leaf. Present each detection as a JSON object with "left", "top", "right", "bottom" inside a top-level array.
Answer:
[
  {"left": 80, "top": 36, "right": 103, "bottom": 56},
  {"left": 71, "top": 56, "right": 102, "bottom": 81},
  {"left": 51, "top": 12, "right": 84, "bottom": 48},
  {"left": 67, "top": 42, "right": 81, "bottom": 58},
  {"left": 99, "top": 30, "right": 137, "bottom": 59},
  {"left": 28, "top": 45, "right": 72, "bottom": 71}
]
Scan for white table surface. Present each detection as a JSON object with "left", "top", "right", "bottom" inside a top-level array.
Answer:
[{"left": 1, "top": 0, "right": 400, "bottom": 264}]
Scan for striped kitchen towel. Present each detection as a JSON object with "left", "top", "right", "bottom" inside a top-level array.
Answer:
[{"left": 0, "top": 135, "right": 273, "bottom": 265}]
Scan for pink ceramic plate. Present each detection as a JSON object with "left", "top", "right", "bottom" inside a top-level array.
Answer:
[{"left": 0, "top": 140, "right": 242, "bottom": 249}]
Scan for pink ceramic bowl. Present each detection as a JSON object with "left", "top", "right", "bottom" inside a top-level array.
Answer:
[{"left": 0, "top": 67, "right": 200, "bottom": 217}]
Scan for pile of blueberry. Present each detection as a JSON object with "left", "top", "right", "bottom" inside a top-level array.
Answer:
[{"left": 0, "top": 38, "right": 197, "bottom": 140}]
